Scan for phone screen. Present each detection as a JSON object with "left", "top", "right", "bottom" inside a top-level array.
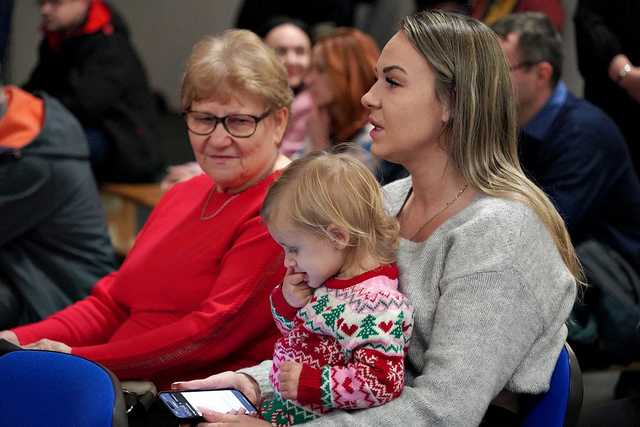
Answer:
[{"left": 159, "top": 389, "right": 257, "bottom": 419}]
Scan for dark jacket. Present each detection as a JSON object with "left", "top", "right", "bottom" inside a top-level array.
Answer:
[
  {"left": 519, "top": 86, "right": 640, "bottom": 273},
  {"left": 0, "top": 93, "right": 116, "bottom": 324},
  {"left": 575, "top": 0, "right": 640, "bottom": 171},
  {"left": 23, "top": 2, "right": 163, "bottom": 182}
]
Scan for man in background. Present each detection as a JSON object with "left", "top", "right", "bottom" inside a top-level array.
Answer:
[
  {"left": 0, "top": 82, "right": 115, "bottom": 329},
  {"left": 493, "top": 12, "right": 640, "bottom": 369},
  {"left": 24, "top": 0, "right": 163, "bottom": 182}
]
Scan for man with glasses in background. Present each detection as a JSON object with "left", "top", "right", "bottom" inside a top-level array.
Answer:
[
  {"left": 23, "top": 0, "right": 163, "bottom": 182},
  {"left": 493, "top": 12, "right": 640, "bottom": 381}
]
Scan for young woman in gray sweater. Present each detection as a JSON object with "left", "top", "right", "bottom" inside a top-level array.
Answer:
[{"left": 174, "top": 11, "right": 579, "bottom": 427}]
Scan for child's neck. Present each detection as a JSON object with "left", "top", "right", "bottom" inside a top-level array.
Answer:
[{"left": 336, "top": 252, "right": 383, "bottom": 280}]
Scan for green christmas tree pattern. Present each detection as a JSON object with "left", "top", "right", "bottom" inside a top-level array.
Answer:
[
  {"left": 322, "top": 304, "right": 345, "bottom": 331},
  {"left": 312, "top": 294, "right": 329, "bottom": 315},
  {"left": 390, "top": 311, "right": 405, "bottom": 339},
  {"left": 356, "top": 314, "right": 379, "bottom": 339}
]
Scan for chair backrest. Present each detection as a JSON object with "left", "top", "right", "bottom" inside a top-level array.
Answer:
[
  {"left": 521, "top": 343, "right": 583, "bottom": 427},
  {"left": 0, "top": 349, "right": 128, "bottom": 427}
]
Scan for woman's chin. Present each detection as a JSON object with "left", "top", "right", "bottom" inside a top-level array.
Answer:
[{"left": 370, "top": 145, "right": 390, "bottom": 162}]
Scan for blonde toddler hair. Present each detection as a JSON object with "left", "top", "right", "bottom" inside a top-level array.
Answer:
[{"left": 262, "top": 151, "right": 399, "bottom": 268}]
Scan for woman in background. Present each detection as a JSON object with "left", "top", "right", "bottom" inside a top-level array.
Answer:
[
  {"left": 260, "top": 17, "right": 314, "bottom": 158},
  {"left": 305, "top": 27, "right": 406, "bottom": 184}
]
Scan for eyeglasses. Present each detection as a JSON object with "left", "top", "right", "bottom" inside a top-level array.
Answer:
[
  {"left": 509, "top": 61, "right": 539, "bottom": 72},
  {"left": 183, "top": 110, "right": 271, "bottom": 138}
]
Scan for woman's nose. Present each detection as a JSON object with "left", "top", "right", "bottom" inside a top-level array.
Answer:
[
  {"left": 206, "top": 124, "right": 233, "bottom": 147},
  {"left": 285, "top": 51, "right": 298, "bottom": 66}
]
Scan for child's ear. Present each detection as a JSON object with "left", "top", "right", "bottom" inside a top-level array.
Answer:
[{"left": 326, "top": 224, "right": 349, "bottom": 250}]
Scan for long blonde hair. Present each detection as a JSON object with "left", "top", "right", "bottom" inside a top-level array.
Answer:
[
  {"left": 402, "top": 10, "right": 582, "bottom": 280},
  {"left": 261, "top": 151, "right": 399, "bottom": 268}
]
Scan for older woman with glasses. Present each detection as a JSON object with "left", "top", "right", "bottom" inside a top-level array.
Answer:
[
  {"left": 161, "top": 17, "right": 314, "bottom": 193},
  {"left": 0, "top": 29, "right": 291, "bottom": 390}
]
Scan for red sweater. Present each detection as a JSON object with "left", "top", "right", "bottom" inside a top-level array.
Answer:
[{"left": 13, "top": 173, "right": 285, "bottom": 388}]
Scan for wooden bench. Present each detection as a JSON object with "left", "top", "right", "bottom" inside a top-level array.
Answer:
[{"left": 100, "top": 183, "right": 163, "bottom": 257}]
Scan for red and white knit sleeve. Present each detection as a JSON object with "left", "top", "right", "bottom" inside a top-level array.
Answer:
[{"left": 270, "top": 285, "right": 299, "bottom": 335}]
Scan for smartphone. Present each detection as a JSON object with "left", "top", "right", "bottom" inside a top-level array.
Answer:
[{"left": 158, "top": 388, "right": 257, "bottom": 421}]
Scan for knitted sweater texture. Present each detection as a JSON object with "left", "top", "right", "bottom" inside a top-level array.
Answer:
[
  {"left": 261, "top": 264, "right": 413, "bottom": 426},
  {"left": 241, "top": 178, "right": 576, "bottom": 426}
]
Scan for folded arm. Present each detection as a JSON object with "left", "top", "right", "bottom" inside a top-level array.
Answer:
[
  {"left": 12, "top": 273, "right": 126, "bottom": 347},
  {"left": 68, "top": 217, "right": 284, "bottom": 380}
]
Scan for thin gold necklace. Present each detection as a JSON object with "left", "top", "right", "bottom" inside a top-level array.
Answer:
[
  {"left": 200, "top": 188, "right": 239, "bottom": 221},
  {"left": 408, "top": 183, "right": 469, "bottom": 241}
]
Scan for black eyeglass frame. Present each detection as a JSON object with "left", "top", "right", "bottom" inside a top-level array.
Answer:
[{"left": 182, "top": 109, "right": 272, "bottom": 138}]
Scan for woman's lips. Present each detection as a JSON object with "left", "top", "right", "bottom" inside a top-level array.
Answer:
[
  {"left": 369, "top": 122, "right": 384, "bottom": 140},
  {"left": 208, "top": 154, "right": 238, "bottom": 164}
]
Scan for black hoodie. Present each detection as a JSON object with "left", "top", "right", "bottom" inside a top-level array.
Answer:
[{"left": 23, "top": 1, "right": 163, "bottom": 182}]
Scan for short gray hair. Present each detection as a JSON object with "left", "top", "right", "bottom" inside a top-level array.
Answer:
[
  {"left": 492, "top": 12, "right": 563, "bottom": 85},
  {"left": 181, "top": 29, "right": 293, "bottom": 112}
]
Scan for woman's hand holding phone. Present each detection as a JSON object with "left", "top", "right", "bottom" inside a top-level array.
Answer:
[
  {"left": 173, "top": 371, "right": 261, "bottom": 408},
  {"left": 171, "top": 371, "right": 269, "bottom": 425}
]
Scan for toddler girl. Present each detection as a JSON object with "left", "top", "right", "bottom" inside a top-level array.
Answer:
[{"left": 259, "top": 151, "right": 414, "bottom": 425}]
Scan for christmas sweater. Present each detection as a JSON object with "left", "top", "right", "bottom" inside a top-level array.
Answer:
[{"left": 261, "top": 264, "right": 414, "bottom": 426}]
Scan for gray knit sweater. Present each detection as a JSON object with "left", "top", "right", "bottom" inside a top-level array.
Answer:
[{"left": 241, "top": 177, "right": 577, "bottom": 426}]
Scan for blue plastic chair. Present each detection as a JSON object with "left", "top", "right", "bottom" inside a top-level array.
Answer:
[
  {"left": 0, "top": 349, "right": 128, "bottom": 427},
  {"left": 521, "top": 344, "right": 583, "bottom": 427}
]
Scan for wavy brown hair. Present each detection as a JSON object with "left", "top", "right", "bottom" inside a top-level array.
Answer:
[{"left": 313, "top": 28, "right": 379, "bottom": 142}]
